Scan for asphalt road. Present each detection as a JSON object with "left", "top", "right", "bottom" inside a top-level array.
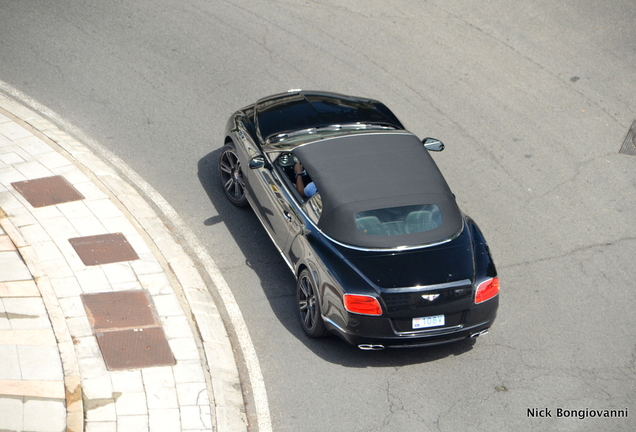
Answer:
[{"left": 1, "top": 1, "right": 635, "bottom": 431}]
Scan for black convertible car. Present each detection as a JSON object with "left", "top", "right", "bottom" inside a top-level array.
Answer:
[{"left": 219, "top": 90, "right": 498, "bottom": 350}]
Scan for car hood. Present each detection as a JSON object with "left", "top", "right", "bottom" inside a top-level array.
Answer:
[{"left": 342, "top": 229, "right": 474, "bottom": 289}]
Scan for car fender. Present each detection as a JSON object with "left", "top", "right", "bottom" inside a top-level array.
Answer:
[
  {"left": 225, "top": 112, "right": 267, "bottom": 203},
  {"left": 298, "top": 231, "right": 381, "bottom": 329},
  {"left": 465, "top": 217, "right": 497, "bottom": 285}
]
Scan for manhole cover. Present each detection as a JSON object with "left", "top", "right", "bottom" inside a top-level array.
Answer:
[
  {"left": 69, "top": 233, "right": 139, "bottom": 266},
  {"left": 96, "top": 327, "right": 175, "bottom": 370},
  {"left": 82, "top": 290, "right": 158, "bottom": 331},
  {"left": 619, "top": 119, "right": 636, "bottom": 156},
  {"left": 11, "top": 175, "right": 85, "bottom": 208}
]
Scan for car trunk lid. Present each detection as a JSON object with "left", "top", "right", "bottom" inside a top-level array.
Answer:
[{"left": 343, "top": 232, "right": 475, "bottom": 324}]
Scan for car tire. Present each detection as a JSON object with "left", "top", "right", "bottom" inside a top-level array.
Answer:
[
  {"left": 218, "top": 143, "right": 248, "bottom": 207},
  {"left": 297, "top": 269, "right": 328, "bottom": 338}
]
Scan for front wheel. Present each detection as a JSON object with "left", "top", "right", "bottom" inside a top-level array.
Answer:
[
  {"left": 297, "top": 269, "right": 328, "bottom": 338},
  {"left": 218, "top": 143, "right": 248, "bottom": 207}
]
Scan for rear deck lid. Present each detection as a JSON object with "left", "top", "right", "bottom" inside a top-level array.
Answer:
[{"left": 345, "top": 227, "right": 474, "bottom": 320}]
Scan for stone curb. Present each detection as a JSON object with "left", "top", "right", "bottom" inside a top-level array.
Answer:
[{"left": 0, "top": 92, "right": 249, "bottom": 431}]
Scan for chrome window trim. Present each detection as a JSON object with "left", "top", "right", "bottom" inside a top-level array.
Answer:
[
  {"left": 301, "top": 213, "right": 464, "bottom": 252},
  {"left": 262, "top": 130, "right": 414, "bottom": 153}
]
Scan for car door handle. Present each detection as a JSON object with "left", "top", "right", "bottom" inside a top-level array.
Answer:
[{"left": 283, "top": 211, "right": 293, "bottom": 222}]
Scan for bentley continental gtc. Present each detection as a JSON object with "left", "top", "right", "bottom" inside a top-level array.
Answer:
[{"left": 218, "top": 90, "right": 499, "bottom": 350}]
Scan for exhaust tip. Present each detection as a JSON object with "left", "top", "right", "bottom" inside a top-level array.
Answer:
[
  {"left": 358, "top": 344, "right": 385, "bottom": 351},
  {"left": 470, "top": 329, "right": 489, "bottom": 339}
]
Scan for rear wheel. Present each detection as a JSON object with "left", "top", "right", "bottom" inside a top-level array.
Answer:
[
  {"left": 297, "top": 269, "right": 328, "bottom": 337},
  {"left": 218, "top": 143, "right": 248, "bottom": 207}
]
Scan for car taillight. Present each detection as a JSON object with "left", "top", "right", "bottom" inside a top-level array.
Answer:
[
  {"left": 343, "top": 294, "right": 383, "bottom": 316},
  {"left": 475, "top": 277, "right": 499, "bottom": 304}
]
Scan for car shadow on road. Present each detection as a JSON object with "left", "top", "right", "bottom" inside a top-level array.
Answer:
[{"left": 198, "top": 150, "right": 476, "bottom": 367}]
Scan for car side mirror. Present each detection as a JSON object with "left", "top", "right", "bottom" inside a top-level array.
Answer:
[
  {"left": 423, "top": 138, "right": 445, "bottom": 152},
  {"left": 249, "top": 155, "right": 269, "bottom": 169}
]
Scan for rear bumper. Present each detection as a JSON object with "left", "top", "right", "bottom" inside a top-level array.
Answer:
[{"left": 323, "top": 296, "right": 498, "bottom": 349}]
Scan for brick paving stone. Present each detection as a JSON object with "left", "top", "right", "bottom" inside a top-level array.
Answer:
[
  {"left": 0, "top": 396, "right": 24, "bottom": 431},
  {"left": 0, "top": 251, "right": 32, "bottom": 281},
  {"left": 0, "top": 93, "right": 250, "bottom": 432}
]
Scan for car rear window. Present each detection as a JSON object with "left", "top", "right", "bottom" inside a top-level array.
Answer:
[{"left": 355, "top": 204, "right": 442, "bottom": 236}]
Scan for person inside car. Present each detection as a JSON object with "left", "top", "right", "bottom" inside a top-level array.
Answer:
[{"left": 294, "top": 161, "right": 317, "bottom": 198}]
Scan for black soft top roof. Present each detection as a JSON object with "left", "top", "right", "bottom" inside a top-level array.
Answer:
[{"left": 292, "top": 133, "right": 463, "bottom": 249}]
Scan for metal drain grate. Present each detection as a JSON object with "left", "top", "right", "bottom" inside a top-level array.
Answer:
[
  {"left": 69, "top": 233, "right": 139, "bottom": 266},
  {"left": 82, "top": 290, "right": 175, "bottom": 370},
  {"left": 82, "top": 291, "right": 159, "bottom": 330},
  {"left": 96, "top": 327, "right": 175, "bottom": 370},
  {"left": 11, "top": 175, "right": 85, "bottom": 207},
  {"left": 619, "top": 119, "right": 636, "bottom": 156}
]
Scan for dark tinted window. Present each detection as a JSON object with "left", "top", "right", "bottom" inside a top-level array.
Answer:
[
  {"left": 355, "top": 205, "right": 442, "bottom": 236},
  {"left": 257, "top": 95, "right": 401, "bottom": 140}
]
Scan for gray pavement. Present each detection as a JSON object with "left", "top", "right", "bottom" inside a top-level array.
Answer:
[
  {"left": 0, "top": 93, "right": 248, "bottom": 432},
  {"left": 2, "top": 2, "right": 635, "bottom": 431}
]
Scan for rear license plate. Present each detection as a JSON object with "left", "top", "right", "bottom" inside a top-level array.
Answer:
[{"left": 413, "top": 315, "right": 445, "bottom": 329}]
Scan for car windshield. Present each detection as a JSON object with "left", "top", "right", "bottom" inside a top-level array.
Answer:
[
  {"left": 355, "top": 204, "right": 442, "bottom": 236},
  {"left": 257, "top": 93, "right": 402, "bottom": 143}
]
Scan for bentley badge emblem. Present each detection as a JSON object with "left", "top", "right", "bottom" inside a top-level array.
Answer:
[{"left": 421, "top": 294, "right": 440, "bottom": 302}]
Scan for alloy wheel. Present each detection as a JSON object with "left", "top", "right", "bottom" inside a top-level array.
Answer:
[
  {"left": 297, "top": 270, "right": 327, "bottom": 337},
  {"left": 218, "top": 144, "right": 248, "bottom": 207}
]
